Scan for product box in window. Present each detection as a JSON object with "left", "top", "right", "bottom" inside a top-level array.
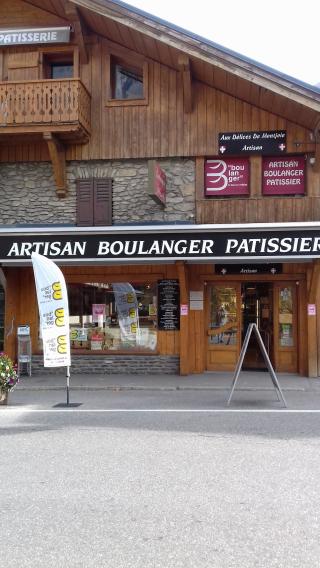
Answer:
[
  {"left": 90, "top": 331, "right": 104, "bottom": 351},
  {"left": 70, "top": 327, "right": 89, "bottom": 349}
]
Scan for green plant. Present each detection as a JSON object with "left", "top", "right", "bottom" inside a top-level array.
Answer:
[{"left": 0, "top": 353, "right": 18, "bottom": 393}]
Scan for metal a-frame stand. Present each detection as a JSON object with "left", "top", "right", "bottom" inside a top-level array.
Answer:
[{"left": 227, "top": 323, "right": 287, "bottom": 407}]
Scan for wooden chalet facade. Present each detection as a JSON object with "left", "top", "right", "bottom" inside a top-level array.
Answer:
[{"left": 1, "top": 0, "right": 320, "bottom": 377}]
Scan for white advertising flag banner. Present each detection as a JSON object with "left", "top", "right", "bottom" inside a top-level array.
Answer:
[
  {"left": 31, "top": 252, "right": 71, "bottom": 367},
  {"left": 113, "top": 283, "right": 140, "bottom": 344}
]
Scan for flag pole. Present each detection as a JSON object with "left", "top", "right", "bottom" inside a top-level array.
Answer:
[{"left": 66, "top": 365, "right": 70, "bottom": 406}]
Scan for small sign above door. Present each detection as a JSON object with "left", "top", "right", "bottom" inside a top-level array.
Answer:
[
  {"left": 218, "top": 130, "right": 286, "bottom": 156},
  {"left": 215, "top": 264, "right": 283, "bottom": 275}
]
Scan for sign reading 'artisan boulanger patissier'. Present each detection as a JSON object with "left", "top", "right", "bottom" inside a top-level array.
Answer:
[
  {"left": 262, "top": 156, "right": 305, "bottom": 195},
  {"left": 2, "top": 226, "right": 320, "bottom": 262},
  {"left": 0, "top": 27, "right": 71, "bottom": 46}
]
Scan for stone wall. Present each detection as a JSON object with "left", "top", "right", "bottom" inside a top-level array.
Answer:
[
  {"left": 0, "top": 158, "right": 195, "bottom": 225},
  {"left": 31, "top": 355, "right": 180, "bottom": 375}
]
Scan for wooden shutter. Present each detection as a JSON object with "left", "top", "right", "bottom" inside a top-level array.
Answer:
[
  {"left": 93, "top": 178, "right": 113, "bottom": 226},
  {"left": 7, "top": 52, "right": 39, "bottom": 81},
  {"left": 76, "top": 179, "right": 94, "bottom": 226}
]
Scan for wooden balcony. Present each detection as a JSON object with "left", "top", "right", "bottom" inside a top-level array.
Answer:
[{"left": 0, "top": 78, "right": 91, "bottom": 142}]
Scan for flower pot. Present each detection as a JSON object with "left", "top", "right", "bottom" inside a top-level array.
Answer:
[{"left": 0, "top": 391, "right": 8, "bottom": 405}]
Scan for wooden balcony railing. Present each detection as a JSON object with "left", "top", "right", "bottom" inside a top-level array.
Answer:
[{"left": 0, "top": 78, "right": 91, "bottom": 141}]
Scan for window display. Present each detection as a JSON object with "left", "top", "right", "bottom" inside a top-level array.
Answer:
[
  {"left": 278, "top": 286, "right": 294, "bottom": 347},
  {"left": 68, "top": 282, "right": 157, "bottom": 352},
  {"left": 209, "top": 287, "right": 238, "bottom": 346}
]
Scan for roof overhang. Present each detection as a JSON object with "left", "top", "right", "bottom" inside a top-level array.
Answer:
[{"left": 71, "top": 0, "right": 320, "bottom": 116}]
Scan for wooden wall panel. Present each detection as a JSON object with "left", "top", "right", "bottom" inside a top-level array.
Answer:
[
  {"left": 0, "top": 44, "right": 314, "bottom": 163},
  {"left": 0, "top": 0, "right": 67, "bottom": 27}
]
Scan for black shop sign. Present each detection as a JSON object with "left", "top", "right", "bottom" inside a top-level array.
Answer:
[
  {"left": 158, "top": 279, "right": 180, "bottom": 331},
  {"left": 216, "top": 264, "right": 283, "bottom": 275},
  {"left": 2, "top": 226, "right": 320, "bottom": 262},
  {"left": 219, "top": 130, "right": 286, "bottom": 156}
]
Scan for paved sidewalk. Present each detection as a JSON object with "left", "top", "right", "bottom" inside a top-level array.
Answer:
[
  {"left": 14, "top": 370, "right": 320, "bottom": 391},
  {"left": 6, "top": 371, "right": 320, "bottom": 410}
]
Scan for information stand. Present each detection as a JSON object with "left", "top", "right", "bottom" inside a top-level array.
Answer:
[
  {"left": 227, "top": 323, "right": 287, "bottom": 407},
  {"left": 17, "top": 325, "right": 32, "bottom": 377}
]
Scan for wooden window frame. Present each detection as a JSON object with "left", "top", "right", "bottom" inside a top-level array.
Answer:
[
  {"left": 39, "top": 46, "right": 79, "bottom": 79},
  {"left": 105, "top": 53, "right": 148, "bottom": 107}
]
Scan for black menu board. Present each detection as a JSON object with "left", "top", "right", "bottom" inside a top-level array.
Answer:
[{"left": 158, "top": 279, "right": 180, "bottom": 330}]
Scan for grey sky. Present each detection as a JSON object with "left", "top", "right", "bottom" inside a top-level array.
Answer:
[{"left": 125, "top": 0, "right": 320, "bottom": 86}]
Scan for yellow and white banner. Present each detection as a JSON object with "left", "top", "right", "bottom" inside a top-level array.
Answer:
[
  {"left": 31, "top": 252, "right": 71, "bottom": 367},
  {"left": 113, "top": 283, "right": 140, "bottom": 344}
]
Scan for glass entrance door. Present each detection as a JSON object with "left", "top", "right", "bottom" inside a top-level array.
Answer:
[
  {"left": 206, "top": 284, "right": 241, "bottom": 371},
  {"left": 274, "top": 284, "right": 298, "bottom": 372},
  {"left": 241, "top": 283, "right": 274, "bottom": 369}
]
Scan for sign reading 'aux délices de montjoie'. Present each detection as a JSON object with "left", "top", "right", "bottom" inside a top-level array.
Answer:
[
  {"left": 31, "top": 252, "right": 71, "bottom": 368},
  {"left": 219, "top": 130, "right": 287, "bottom": 156},
  {"left": 4, "top": 227, "right": 320, "bottom": 262}
]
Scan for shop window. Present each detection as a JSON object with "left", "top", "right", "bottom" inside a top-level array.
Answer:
[
  {"left": 106, "top": 54, "right": 148, "bottom": 106},
  {"left": 0, "top": 286, "right": 4, "bottom": 352},
  {"left": 43, "top": 52, "right": 74, "bottom": 79},
  {"left": 68, "top": 282, "right": 157, "bottom": 353},
  {"left": 50, "top": 63, "right": 74, "bottom": 79},
  {"left": 209, "top": 287, "right": 238, "bottom": 345},
  {"left": 278, "top": 286, "right": 294, "bottom": 347},
  {"left": 76, "top": 178, "right": 113, "bottom": 226}
]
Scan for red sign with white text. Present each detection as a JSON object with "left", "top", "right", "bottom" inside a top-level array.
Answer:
[
  {"left": 155, "top": 164, "right": 166, "bottom": 204},
  {"left": 148, "top": 160, "right": 166, "bottom": 205},
  {"left": 205, "top": 158, "right": 250, "bottom": 196},
  {"left": 262, "top": 156, "right": 305, "bottom": 195}
]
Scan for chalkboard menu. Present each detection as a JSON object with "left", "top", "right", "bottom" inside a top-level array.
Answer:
[{"left": 158, "top": 279, "right": 180, "bottom": 330}]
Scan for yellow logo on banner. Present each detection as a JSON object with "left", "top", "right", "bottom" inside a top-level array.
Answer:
[
  {"left": 130, "top": 322, "right": 137, "bottom": 334},
  {"left": 126, "top": 293, "right": 134, "bottom": 303},
  {"left": 70, "top": 329, "right": 78, "bottom": 340},
  {"left": 57, "top": 335, "right": 67, "bottom": 354},
  {"left": 52, "top": 281, "right": 63, "bottom": 300},
  {"left": 129, "top": 307, "right": 136, "bottom": 318},
  {"left": 55, "top": 308, "right": 65, "bottom": 327}
]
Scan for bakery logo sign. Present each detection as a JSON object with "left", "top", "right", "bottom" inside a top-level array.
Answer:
[
  {"left": 0, "top": 27, "right": 71, "bottom": 45},
  {"left": 205, "top": 158, "right": 249, "bottom": 196},
  {"left": 219, "top": 130, "right": 286, "bottom": 156}
]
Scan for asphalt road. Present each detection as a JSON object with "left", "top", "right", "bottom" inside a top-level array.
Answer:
[{"left": 1, "top": 394, "right": 320, "bottom": 567}]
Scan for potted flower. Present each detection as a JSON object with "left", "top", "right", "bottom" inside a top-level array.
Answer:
[{"left": 0, "top": 353, "right": 18, "bottom": 405}]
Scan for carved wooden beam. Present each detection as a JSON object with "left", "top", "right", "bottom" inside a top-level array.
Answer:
[
  {"left": 64, "top": 1, "right": 88, "bottom": 64},
  {"left": 43, "top": 133, "right": 67, "bottom": 198},
  {"left": 178, "top": 55, "right": 192, "bottom": 113}
]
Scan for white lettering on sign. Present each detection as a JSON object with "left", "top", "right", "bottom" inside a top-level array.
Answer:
[
  {"left": 225, "top": 237, "right": 320, "bottom": 255},
  {"left": 0, "top": 27, "right": 69, "bottom": 45},
  {"left": 206, "top": 160, "right": 228, "bottom": 191}
]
